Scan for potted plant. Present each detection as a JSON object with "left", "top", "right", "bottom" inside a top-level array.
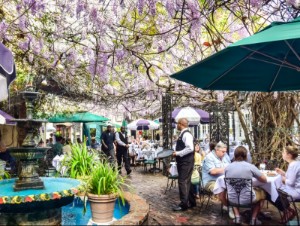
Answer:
[
  {"left": 86, "top": 162, "right": 128, "bottom": 224},
  {"left": 0, "top": 160, "right": 10, "bottom": 180},
  {"left": 60, "top": 141, "right": 99, "bottom": 180}
]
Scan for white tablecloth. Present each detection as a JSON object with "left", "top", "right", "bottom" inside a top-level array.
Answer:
[{"left": 213, "top": 173, "right": 282, "bottom": 202}]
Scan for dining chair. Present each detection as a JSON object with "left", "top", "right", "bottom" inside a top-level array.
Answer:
[
  {"left": 224, "top": 178, "right": 255, "bottom": 224},
  {"left": 198, "top": 166, "right": 214, "bottom": 210},
  {"left": 162, "top": 160, "right": 178, "bottom": 194},
  {"left": 277, "top": 188, "right": 300, "bottom": 225}
]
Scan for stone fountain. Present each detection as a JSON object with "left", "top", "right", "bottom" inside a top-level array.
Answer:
[
  {"left": 8, "top": 86, "right": 48, "bottom": 191},
  {"left": 0, "top": 86, "right": 80, "bottom": 225}
]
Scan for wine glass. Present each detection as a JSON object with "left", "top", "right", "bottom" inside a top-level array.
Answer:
[{"left": 259, "top": 163, "right": 266, "bottom": 172}]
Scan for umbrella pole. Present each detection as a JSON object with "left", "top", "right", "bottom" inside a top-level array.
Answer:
[{"left": 43, "top": 122, "right": 47, "bottom": 147}]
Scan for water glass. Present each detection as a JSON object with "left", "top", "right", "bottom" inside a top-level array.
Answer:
[{"left": 259, "top": 163, "right": 266, "bottom": 172}]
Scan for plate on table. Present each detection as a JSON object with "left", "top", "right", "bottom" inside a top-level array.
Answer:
[{"left": 265, "top": 171, "right": 278, "bottom": 177}]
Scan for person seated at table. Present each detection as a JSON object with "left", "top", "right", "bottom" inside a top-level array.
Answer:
[
  {"left": 202, "top": 141, "right": 232, "bottom": 217},
  {"left": 192, "top": 142, "right": 205, "bottom": 199},
  {"left": 62, "top": 138, "right": 72, "bottom": 155},
  {"left": 205, "top": 142, "right": 216, "bottom": 154},
  {"left": 275, "top": 145, "right": 300, "bottom": 222},
  {"left": 129, "top": 138, "right": 139, "bottom": 165},
  {"left": 203, "top": 137, "right": 210, "bottom": 150},
  {"left": 141, "top": 136, "right": 150, "bottom": 150},
  {"left": 52, "top": 136, "right": 63, "bottom": 156},
  {"left": 202, "top": 141, "right": 231, "bottom": 192},
  {"left": 224, "top": 146, "right": 267, "bottom": 225}
]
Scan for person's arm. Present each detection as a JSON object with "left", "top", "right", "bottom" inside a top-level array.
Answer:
[
  {"left": 257, "top": 174, "right": 267, "bottom": 183},
  {"left": 284, "top": 164, "right": 297, "bottom": 186},
  {"left": 101, "top": 133, "right": 108, "bottom": 149},
  {"left": 174, "top": 132, "right": 194, "bottom": 157},
  {"left": 210, "top": 167, "right": 225, "bottom": 175},
  {"left": 252, "top": 166, "right": 267, "bottom": 183},
  {"left": 205, "top": 154, "right": 225, "bottom": 175},
  {"left": 115, "top": 133, "right": 126, "bottom": 146},
  {"left": 275, "top": 168, "right": 286, "bottom": 176}
]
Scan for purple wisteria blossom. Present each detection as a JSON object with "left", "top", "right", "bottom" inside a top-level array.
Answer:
[
  {"left": 0, "top": 21, "right": 8, "bottom": 39},
  {"left": 18, "top": 40, "right": 29, "bottom": 51},
  {"left": 137, "top": 0, "right": 144, "bottom": 14},
  {"left": 90, "top": 7, "right": 98, "bottom": 22},
  {"left": 149, "top": 0, "right": 156, "bottom": 16},
  {"left": 166, "top": 0, "right": 175, "bottom": 17},
  {"left": 18, "top": 16, "right": 27, "bottom": 31}
]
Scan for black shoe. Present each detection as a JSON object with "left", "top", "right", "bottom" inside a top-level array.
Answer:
[
  {"left": 189, "top": 203, "right": 196, "bottom": 208},
  {"left": 127, "top": 169, "right": 132, "bottom": 175},
  {"left": 172, "top": 205, "right": 188, "bottom": 211}
]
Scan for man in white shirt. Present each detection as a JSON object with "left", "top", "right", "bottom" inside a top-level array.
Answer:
[
  {"left": 172, "top": 118, "right": 196, "bottom": 211},
  {"left": 116, "top": 126, "right": 132, "bottom": 175}
]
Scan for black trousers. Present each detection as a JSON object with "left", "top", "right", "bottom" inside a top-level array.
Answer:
[
  {"left": 176, "top": 156, "right": 196, "bottom": 208},
  {"left": 116, "top": 149, "right": 131, "bottom": 173}
]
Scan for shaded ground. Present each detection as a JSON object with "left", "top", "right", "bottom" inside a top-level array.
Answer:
[{"left": 124, "top": 166, "right": 283, "bottom": 225}]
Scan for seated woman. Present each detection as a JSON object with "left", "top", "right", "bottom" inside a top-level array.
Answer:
[
  {"left": 129, "top": 138, "right": 138, "bottom": 165},
  {"left": 275, "top": 145, "right": 300, "bottom": 222},
  {"left": 192, "top": 143, "right": 205, "bottom": 199},
  {"left": 222, "top": 146, "right": 267, "bottom": 225}
]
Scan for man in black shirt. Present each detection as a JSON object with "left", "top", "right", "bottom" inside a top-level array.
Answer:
[
  {"left": 101, "top": 125, "right": 116, "bottom": 164},
  {"left": 115, "top": 126, "right": 131, "bottom": 175}
]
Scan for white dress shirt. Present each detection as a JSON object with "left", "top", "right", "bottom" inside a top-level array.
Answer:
[
  {"left": 175, "top": 128, "right": 194, "bottom": 157},
  {"left": 115, "top": 132, "right": 127, "bottom": 147}
]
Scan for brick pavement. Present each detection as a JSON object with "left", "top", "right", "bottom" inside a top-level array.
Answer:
[{"left": 124, "top": 167, "right": 283, "bottom": 225}]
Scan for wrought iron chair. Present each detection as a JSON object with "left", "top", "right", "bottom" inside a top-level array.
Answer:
[
  {"left": 224, "top": 178, "right": 255, "bottom": 224},
  {"left": 163, "top": 160, "right": 178, "bottom": 194},
  {"left": 198, "top": 166, "right": 214, "bottom": 210},
  {"left": 277, "top": 188, "right": 300, "bottom": 225}
]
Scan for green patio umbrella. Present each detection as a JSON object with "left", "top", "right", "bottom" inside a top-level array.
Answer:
[
  {"left": 172, "top": 17, "right": 300, "bottom": 92},
  {"left": 48, "top": 112, "right": 109, "bottom": 123},
  {"left": 121, "top": 119, "right": 128, "bottom": 128}
]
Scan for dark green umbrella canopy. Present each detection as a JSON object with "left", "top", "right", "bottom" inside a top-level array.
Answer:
[
  {"left": 172, "top": 17, "right": 300, "bottom": 92},
  {"left": 121, "top": 119, "right": 128, "bottom": 128},
  {"left": 48, "top": 112, "right": 109, "bottom": 123}
]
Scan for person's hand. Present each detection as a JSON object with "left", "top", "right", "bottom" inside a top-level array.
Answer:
[
  {"left": 282, "top": 175, "right": 286, "bottom": 184},
  {"left": 275, "top": 168, "right": 285, "bottom": 176},
  {"left": 172, "top": 151, "right": 177, "bottom": 157},
  {"left": 125, "top": 144, "right": 129, "bottom": 148}
]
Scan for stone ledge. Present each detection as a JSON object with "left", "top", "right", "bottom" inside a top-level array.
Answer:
[{"left": 112, "top": 192, "right": 149, "bottom": 225}]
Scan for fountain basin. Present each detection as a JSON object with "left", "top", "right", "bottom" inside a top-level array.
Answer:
[
  {"left": 0, "top": 177, "right": 80, "bottom": 213},
  {"left": 8, "top": 147, "right": 49, "bottom": 160}
]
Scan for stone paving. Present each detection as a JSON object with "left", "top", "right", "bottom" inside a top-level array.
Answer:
[{"left": 124, "top": 166, "right": 283, "bottom": 225}]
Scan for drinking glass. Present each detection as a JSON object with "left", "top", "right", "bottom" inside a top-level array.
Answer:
[{"left": 259, "top": 163, "right": 266, "bottom": 172}]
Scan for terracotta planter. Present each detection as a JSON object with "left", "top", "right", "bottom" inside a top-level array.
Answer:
[{"left": 87, "top": 193, "right": 117, "bottom": 223}]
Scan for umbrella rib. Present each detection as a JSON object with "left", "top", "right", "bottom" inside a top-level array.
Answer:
[
  {"left": 269, "top": 48, "right": 291, "bottom": 91},
  {"left": 241, "top": 46, "right": 299, "bottom": 70},
  {"left": 206, "top": 51, "right": 256, "bottom": 88},
  {"left": 248, "top": 58, "right": 296, "bottom": 70},
  {"left": 284, "top": 40, "right": 300, "bottom": 62}
]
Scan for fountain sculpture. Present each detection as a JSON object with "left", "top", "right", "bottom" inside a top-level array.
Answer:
[
  {"left": 8, "top": 86, "right": 48, "bottom": 191},
  {"left": 0, "top": 86, "right": 80, "bottom": 225}
]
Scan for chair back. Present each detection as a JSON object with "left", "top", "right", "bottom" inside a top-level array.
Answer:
[
  {"left": 197, "top": 166, "right": 206, "bottom": 193},
  {"left": 224, "top": 178, "right": 253, "bottom": 206},
  {"left": 277, "top": 188, "right": 300, "bottom": 224}
]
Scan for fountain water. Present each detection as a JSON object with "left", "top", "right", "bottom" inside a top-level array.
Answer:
[{"left": 0, "top": 86, "right": 80, "bottom": 225}]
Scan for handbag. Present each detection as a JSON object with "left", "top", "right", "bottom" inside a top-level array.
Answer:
[{"left": 169, "top": 161, "right": 178, "bottom": 177}]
